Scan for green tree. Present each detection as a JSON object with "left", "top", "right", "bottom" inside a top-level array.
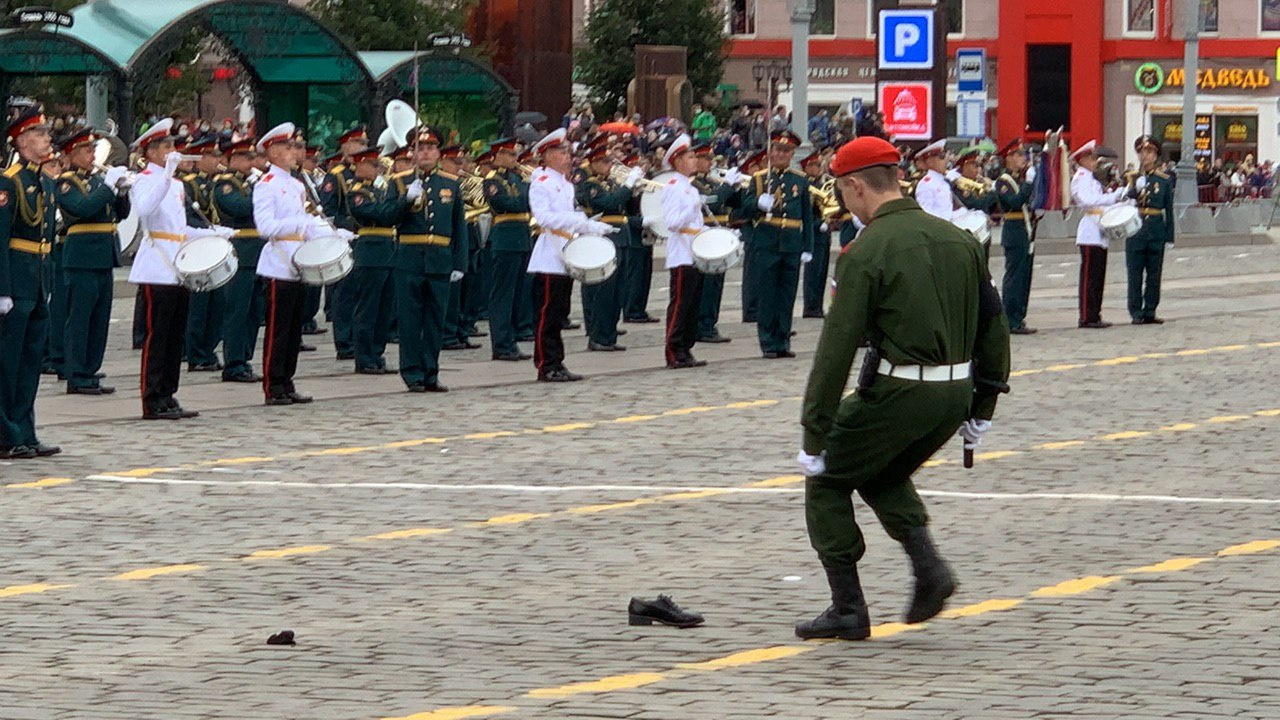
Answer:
[
  {"left": 309, "top": 0, "right": 474, "bottom": 51},
  {"left": 577, "top": 0, "right": 727, "bottom": 117}
]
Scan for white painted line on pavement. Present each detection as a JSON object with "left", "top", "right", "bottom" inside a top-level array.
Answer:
[{"left": 919, "top": 489, "right": 1280, "bottom": 505}]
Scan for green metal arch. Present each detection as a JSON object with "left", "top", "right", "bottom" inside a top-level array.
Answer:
[{"left": 0, "top": 28, "right": 124, "bottom": 77}]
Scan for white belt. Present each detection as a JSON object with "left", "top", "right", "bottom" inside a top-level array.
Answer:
[{"left": 877, "top": 359, "right": 971, "bottom": 382}]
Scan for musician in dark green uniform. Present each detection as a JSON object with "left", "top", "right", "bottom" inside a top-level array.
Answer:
[
  {"left": 484, "top": 138, "right": 534, "bottom": 361},
  {"left": 213, "top": 138, "right": 265, "bottom": 382},
  {"left": 346, "top": 147, "right": 402, "bottom": 374},
  {"left": 180, "top": 136, "right": 225, "bottom": 371},
  {"left": 40, "top": 153, "right": 65, "bottom": 377},
  {"left": 55, "top": 128, "right": 130, "bottom": 395},
  {"left": 955, "top": 146, "right": 997, "bottom": 212},
  {"left": 620, "top": 150, "right": 659, "bottom": 324},
  {"left": 576, "top": 143, "right": 637, "bottom": 351},
  {"left": 795, "top": 137, "right": 1009, "bottom": 640},
  {"left": 691, "top": 142, "right": 736, "bottom": 343},
  {"left": 317, "top": 126, "right": 366, "bottom": 360},
  {"left": 395, "top": 127, "right": 468, "bottom": 392},
  {"left": 995, "top": 139, "right": 1037, "bottom": 334},
  {"left": 0, "top": 109, "right": 61, "bottom": 459},
  {"left": 741, "top": 129, "right": 813, "bottom": 358},
  {"left": 731, "top": 150, "right": 766, "bottom": 323},
  {"left": 800, "top": 150, "right": 837, "bottom": 319},
  {"left": 1126, "top": 134, "right": 1174, "bottom": 325},
  {"left": 439, "top": 145, "right": 481, "bottom": 351}
]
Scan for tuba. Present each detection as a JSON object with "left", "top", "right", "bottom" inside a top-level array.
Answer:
[{"left": 810, "top": 177, "right": 843, "bottom": 220}]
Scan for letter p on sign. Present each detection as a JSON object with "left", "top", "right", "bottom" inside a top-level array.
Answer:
[{"left": 895, "top": 24, "right": 920, "bottom": 57}]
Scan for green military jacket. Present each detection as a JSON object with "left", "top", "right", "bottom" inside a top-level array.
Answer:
[
  {"left": 55, "top": 168, "right": 128, "bottom": 270},
  {"left": 1129, "top": 169, "right": 1175, "bottom": 246},
  {"left": 0, "top": 161, "right": 53, "bottom": 300},
  {"left": 957, "top": 177, "right": 998, "bottom": 213},
  {"left": 693, "top": 173, "right": 737, "bottom": 227},
  {"left": 576, "top": 173, "right": 633, "bottom": 247},
  {"left": 318, "top": 163, "right": 357, "bottom": 231},
  {"left": 483, "top": 168, "right": 532, "bottom": 253},
  {"left": 995, "top": 173, "right": 1033, "bottom": 247},
  {"left": 213, "top": 171, "right": 262, "bottom": 267},
  {"left": 742, "top": 167, "right": 814, "bottom": 254},
  {"left": 626, "top": 192, "right": 646, "bottom": 249},
  {"left": 349, "top": 176, "right": 404, "bottom": 269},
  {"left": 800, "top": 198, "right": 1011, "bottom": 454},
  {"left": 395, "top": 170, "right": 468, "bottom": 276},
  {"left": 181, "top": 172, "right": 214, "bottom": 228}
]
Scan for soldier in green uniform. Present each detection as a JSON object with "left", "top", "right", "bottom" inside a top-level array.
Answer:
[
  {"left": 800, "top": 150, "right": 838, "bottom": 319},
  {"left": 484, "top": 138, "right": 534, "bottom": 361},
  {"left": 576, "top": 143, "right": 639, "bottom": 351},
  {"left": 1126, "top": 134, "right": 1174, "bottom": 325},
  {"left": 55, "top": 128, "right": 130, "bottom": 395},
  {"left": 0, "top": 109, "right": 61, "bottom": 459},
  {"left": 742, "top": 129, "right": 813, "bottom": 358},
  {"left": 346, "top": 147, "right": 403, "bottom": 374},
  {"left": 955, "top": 146, "right": 997, "bottom": 212},
  {"left": 40, "top": 153, "right": 65, "bottom": 378},
  {"left": 181, "top": 136, "right": 226, "bottom": 371},
  {"left": 439, "top": 145, "right": 482, "bottom": 351},
  {"left": 795, "top": 137, "right": 1010, "bottom": 640},
  {"left": 214, "top": 138, "right": 266, "bottom": 382},
  {"left": 317, "top": 126, "right": 367, "bottom": 360},
  {"left": 465, "top": 150, "right": 495, "bottom": 328},
  {"left": 621, "top": 150, "right": 659, "bottom": 325},
  {"left": 395, "top": 127, "right": 468, "bottom": 392},
  {"left": 729, "top": 150, "right": 766, "bottom": 324},
  {"left": 995, "top": 139, "right": 1038, "bottom": 334},
  {"left": 691, "top": 142, "right": 736, "bottom": 343}
]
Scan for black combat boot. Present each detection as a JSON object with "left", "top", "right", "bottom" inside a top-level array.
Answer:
[
  {"left": 902, "top": 526, "right": 956, "bottom": 624},
  {"left": 794, "top": 565, "right": 871, "bottom": 640}
]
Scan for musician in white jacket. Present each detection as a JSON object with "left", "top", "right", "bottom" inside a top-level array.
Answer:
[
  {"left": 129, "top": 118, "right": 209, "bottom": 420},
  {"left": 658, "top": 134, "right": 708, "bottom": 369},
  {"left": 527, "top": 128, "right": 613, "bottom": 382},
  {"left": 253, "top": 122, "right": 338, "bottom": 404},
  {"left": 1069, "top": 140, "right": 1128, "bottom": 328},
  {"left": 912, "top": 139, "right": 954, "bottom": 220}
]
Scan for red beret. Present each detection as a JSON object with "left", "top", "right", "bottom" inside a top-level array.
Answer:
[{"left": 830, "top": 137, "right": 900, "bottom": 177}]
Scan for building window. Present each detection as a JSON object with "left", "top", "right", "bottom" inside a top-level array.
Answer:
[
  {"left": 1200, "top": 0, "right": 1218, "bottom": 32},
  {"left": 868, "top": 0, "right": 963, "bottom": 37},
  {"left": 810, "top": 0, "right": 835, "bottom": 35},
  {"left": 1263, "top": 0, "right": 1280, "bottom": 32},
  {"left": 730, "top": 0, "right": 755, "bottom": 35},
  {"left": 1126, "top": 0, "right": 1155, "bottom": 34},
  {"left": 946, "top": 0, "right": 963, "bottom": 35}
]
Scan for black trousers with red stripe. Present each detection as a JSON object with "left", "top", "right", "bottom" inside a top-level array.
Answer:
[
  {"left": 665, "top": 265, "right": 704, "bottom": 365},
  {"left": 1078, "top": 245, "right": 1108, "bottom": 325},
  {"left": 263, "top": 278, "right": 306, "bottom": 398},
  {"left": 139, "top": 284, "right": 189, "bottom": 414},
  {"left": 532, "top": 273, "right": 573, "bottom": 375}
]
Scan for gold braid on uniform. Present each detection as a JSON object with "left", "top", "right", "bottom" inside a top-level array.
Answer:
[{"left": 5, "top": 164, "right": 45, "bottom": 228}]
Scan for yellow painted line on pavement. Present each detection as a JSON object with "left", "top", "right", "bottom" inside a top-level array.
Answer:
[
  {"left": 214, "top": 456, "right": 276, "bottom": 465},
  {"left": 1256, "top": 409, "right": 1280, "bottom": 417},
  {"left": 0, "top": 583, "right": 75, "bottom": 598},
  {"left": 389, "top": 535, "right": 1279, "bottom": 718},
  {"left": 1098, "top": 430, "right": 1151, "bottom": 441},
  {"left": 4, "top": 477, "right": 75, "bottom": 489},
  {"left": 112, "top": 564, "right": 205, "bottom": 581},
  {"left": 611, "top": 414, "right": 660, "bottom": 423},
  {"left": 1206, "top": 414, "right": 1251, "bottom": 424},
  {"left": 1160, "top": 423, "right": 1199, "bottom": 432},
  {"left": 543, "top": 422, "right": 596, "bottom": 432},
  {"left": 662, "top": 406, "right": 716, "bottom": 416},
  {"left": 1036, "top": 440, "right": 1086, "bottom": 450},
  {"left": 244, "top": 545, "right": 331, "bottom": 560},
  {"left": 473, "top": 513, "right": 551, "bottom": 526},
  {"left": 746, "top": 475, "right": 805, "bottom": 488},
  {"left": 463, "top": 431, "right": 518, "bottom": 440},
  {"left": 1044, "top": 363, "right": 1086, "bottom": 372},
  {"left": 566, "top": 499, "right": 658, "bottom": 515},
  {"left": 1095, "top": 356, "right": 1140, "bottom": 366},
  {"left": 382, "top": 706, "right": 516, "bottom": 720},
  {"left": 356, "top": 528, "right": 453, "bottom": 541},
  {"left": 382, "top": 438, "right": 449, "bottom": 449}
]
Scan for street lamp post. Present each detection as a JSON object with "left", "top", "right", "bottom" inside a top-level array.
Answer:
[
  {"left": 788, "top": 0, "right": 815, "bottom": 150},
  {"left": 1176, "top": 0, "right": 1200, "bottom": 206},
  {"left": 753, "top": 60, "right": 789, "bottom": 128}
]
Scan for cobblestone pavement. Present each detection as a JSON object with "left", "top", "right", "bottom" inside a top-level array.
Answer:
[{"left": 2, "top": 242, "right": 1279, "bottom": 719}]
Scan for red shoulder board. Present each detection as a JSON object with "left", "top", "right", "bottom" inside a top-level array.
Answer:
[
  {"left": 921, "top": 176, "right": 931, "bottom": 183},
  {"left": 140, "top": 169, "right": 152, "bottom": 176},
  {"left": 261, "top": 174, "right": 274, "bottom": 183},
  {"left": 668, "top": 179, "right": 678, "bottom": 185},
  {"left": 536, "top": 175, "right": 548, "bottom": 182}
]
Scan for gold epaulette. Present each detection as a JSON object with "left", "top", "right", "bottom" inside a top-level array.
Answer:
[
  {"left": 332, "top": 164, "right": 346, "bottom": 174},
  {"left": 787, "top": 168, "right": 806, "bottom": 179},
  {"left": 751, "top": 169, "right": 769, "bottom": 179},
  {"left": 213, "top": 173, "right": 234, "bottom": 182},
  {"left": 485, "top": 169, "right": 501, "bottom": 181},
  {"left": 436, "top": 170, "right": 458, "bottom": 181},
  {"left": 391, "top": 169, "right": 416, "bottom": 180},
  {"left": 4, "top": 164, "right": 22, "bottom": 178},
  {"left": 1154, "top": 170, "right": 1169, "bottom": 179}
]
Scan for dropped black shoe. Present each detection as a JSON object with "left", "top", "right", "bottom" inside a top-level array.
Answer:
[
  {"left": 902, "top": 526, "right": 957, "bottom": 624},
  {"left": 493, "top": 352, "right": 532, "bottom": 362},
  {"left": 266, "top": 630, "right": 296, "bottom": 646},
  {"left": 0, "top": 445, "right": 38, "bottom": 460},
  {"left": 795, "top": 566, "right": 871, "bottom": 640},
  {"left": 588, "top": 341, "right": 626, "bottom": 352},
  {"left": 299, "top": 344, "right": 317, "bottom": 352},
  {"left": 33, "top": 442, "right": 62, "bottom": 457},
  {"left": 222, "top": 372, "right": 261, "bottom": 383},
  {"left": 286, "top": 392, "right": 313, "bottom": 404},
  {"left": 188, "top": 362, "right": 222, "bottom": 372},
  {"left": 628, "top": 595, "right": 704, "bottom": 628},
  {"left": 698, "top": 334, "right": 731, "bottom": 343},
  {"left": 1010, "top": 326, "right": 1038, "bottom": 334}
]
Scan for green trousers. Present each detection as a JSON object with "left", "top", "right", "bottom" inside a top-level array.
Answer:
[
  {"left": 220, "top": 268, "right": 264, "bottom": 378},
  {"left": 353, "top": 266, "right": 394, "bottom": 370},
  {"left": 1125, "top": 236, "right": 1165, "bottom": 321},
  {"left": 63, "top": 268, "right": 113, "bottom": 389},
  {"left": 0, "top": 295, "right": 49, "bottom": 447},
  {"left": 1001, "top": 239, "right": 1034, "bottom": 330},
  {"left": 802, "top": 232, "right": 832, "bottom": 316},
  {"left": 582, "top": 252, "right": 623, "bottom": 346},
  {"left": 488, "top": 249, "right": 533, "bottom": 356},
  {"left": 696, "top": 271, "right": 725, "bottom": 338},
  {"left": 185, "top": 285, "right": 226, "bottom": 366},
  {"left": 330, "top": 274, "right": 355, "bottom": 356},
  {"left": 396, "top": 271, "right": 450, "bottom": 386},
  {"left": 45, "top": 245, "right": 67, "bottom": 374},
  {"left": 749, "top": 248, "right": 800, "bottom": 353},
  {"left": 805, "top": 378, "right": 970, "bottom": 568}
]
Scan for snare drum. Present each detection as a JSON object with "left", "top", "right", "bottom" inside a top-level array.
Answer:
[
  {"left": 175, "top": 235, "right": 238, "bottom": 292},
  {"left": 1100, "top": 205, "right": 1141, "bottom": 244},
  {"left": 116, "top": 211, "right": 141, "bottom": 256},
  {"left": 563, "top": 235, "right": 618, "bottom": 285},
  {"left": 951, "top": 209, "right": 991, "bottom": 246},
  {"left": 293, "top": 235, "right": 354, "bottom": 286},
  {"left": 691, "top": 227, "right": 743, "bottom": 275}
]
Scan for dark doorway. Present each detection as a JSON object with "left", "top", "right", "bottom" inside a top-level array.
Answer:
[{"left": 1027, "top": 44, "right": 1071, "bottom": 132}]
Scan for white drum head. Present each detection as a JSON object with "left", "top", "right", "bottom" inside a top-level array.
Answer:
[
  {"left": 1101, "top": 205, "right": 1138, "bottom": 228},
  {"left": 951, "top": 210, "right": 990, "bottom": 244},
  {"left": 564, "top": 235, "right": 616, "bottom": 271},
  {"left": 691, "top": 227, "right": 740, "bottom": 259},
  {"left": 293, "top": 235, "right": 347, "bottom": 267},
  {"left": 175, "top": 235, "right": 231, "bottom": 272}
]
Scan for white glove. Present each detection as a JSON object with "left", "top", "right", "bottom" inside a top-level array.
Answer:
[
  {"left": 796, "top": 450, "right": 826, "bottom": 477},
  {"left": 722, "top": 168, "right": 745, "bottom": 186},
  {"left": 1136, "top": 176, "right": 1147, "bottom": 191},
  {"left": 623, "top": 167, "right": 644, "bottom": 189},
  {"left": 1024, "top": 165, "right": 1036, "bottom": 184},
  {"left": 405, "top": 179, "right": 424, "bottom": 202},
  {"left": 103, "top": 166, "right": 130, "bottom": 188},
  {"left": 945, "top": 169, "right": 961, "bottom": 183},
  {"left": 335, "top": 228, "right": 356, "bottom": 242},
  {"left": 757, "top": 193, "right": 775, "bottom": 213},
  {"left": 582, "top": 220, "right": 614, "bottom": 236},
  {"left": 0, "top": 296, "right": 13, "bottom": 316},
  {"left": 209, "top": 225, "right": 235, "bottom": 239},
  {"left": 800, "top": 252, "right": 813, "bottom": 264},
  {"left": 642, "top": 214, "right": 659, "bottom": 229},
  {"left": 819, "top": 222, "right": 829, "bottom": 233},
  {"left": 164, "top": 151, "right": 183, "bottom": 176},
  {"left": 449, "top": 270, "right": 465, "bottom": 283},
  {"left": 958, "top": 419, "right": 992, "bottom": 446}
]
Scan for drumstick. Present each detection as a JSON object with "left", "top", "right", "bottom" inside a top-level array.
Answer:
[{"left": 963, "top": 442, "right": 975, "bottom": 469}]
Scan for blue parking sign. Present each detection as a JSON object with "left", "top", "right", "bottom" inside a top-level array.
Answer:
[{"left": 878, "top": 10, "right": 934, "bottom": 70}]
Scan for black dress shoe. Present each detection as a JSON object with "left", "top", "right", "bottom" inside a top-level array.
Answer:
[
  {"left": 1130, "top": 318, "right": 1145, "bottom": 325},
  {"left": 538, "top": 369, "right": 573, "bottom": 382},
  {"left": 67, "top": 386, "right": 103, "bottom": 396},
  {"left": 143, "top": 408, "right": 184, "bottom": 420},
  {"left": 1009, "top": 326, "right": 1038, "bottom": 334},
  {"left": 515, "top": 334, "right": 536, "bottom": 342},
  {"left": 356, "top": 366, "right": 386, "bottom": 375},
  {"left": 1144, "top": 316, "right": 1165, "bottom": 324},
  {"left": 628, "top": 595, "right": 704, "bottom": 628},
  {"left": 779, "top": 350, "right": 796, "bottom": 358},
  {"left": 562, "top": 321, "right": 581, "bottom": 330},
  {"left": 406, "top": 383, "right": 427, "bottom": 393},
  {"left": 336, "top": 351, "right": 355, "bottom": 360},
  {"left": 468, "top": 328, "right": 488, "bottom": 338},
  {"left": 443, "top": 341, "right": 481, "bottom": 350},
  {"left": 493, "top": 352, "right": 532, "bottom": 361},
  {"left": 286, "top": 392, "right": 313, "bottom": 404},
  {"left": 94, "top": 372, "right": 106, "bottom": 379},
  {"left": 302, "top": 325, "right": 328, "bottom": 335},
  {"left": 802, "top": 311, "right": 825, "bottom": 319},
  {"left": 423, "top": 381, "right": 449, "bottom": 393},
  {"left": 588, "top": 341, "right": 626, "bottom": 352},
  {"left": 265, "top": 395, "right": 293, "bottom": 406},
  {"left": 667, "top": 358, "right": 707, "bottom": 369},
  {"left": 0, "top": 445, "right": 38, "bottom": 459},
  {"left": 33, "top": 442, "right": 62, "bottom": 457},
  {"left": 762, "top": 351, "right": 781, "bottom": 359},
  {"left": 624, "top": 316, "right": 660, "bottom": 324},
  {"left": 1078, "top": 321, "right": 1112, "bottom": 329},
  {"left": 299, "top": 344, "right": 317, "bottom": 352},
  {"left": 616, "top": 328, "right": 628, "bottom": 336},
  {"left": 222, "top": 373, "right": 260, "bottom": 383},
  {"left": 698, "top": 334, "right": 731, "bottom": 343},
  {"left": 188, "top": 362, "right": 222, "bottom": 372}
]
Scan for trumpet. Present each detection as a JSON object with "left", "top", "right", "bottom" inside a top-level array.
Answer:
[
  {"left": 953, "top": 175, "right": 993, "bottom": 196},
  {"left": 809, "top": 180, "right": 843, "bottom": 220},
  {"left": 93, "top": 163, "right": 136, "bottom": 191},
  {"left": 608, "top": 163, "right": 665, "bottom": 192}
]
